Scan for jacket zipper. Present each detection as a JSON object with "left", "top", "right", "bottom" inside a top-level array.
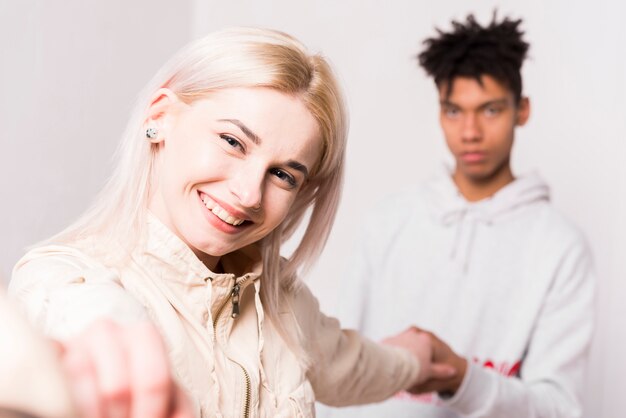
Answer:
[
  {"left": 212, "top": 276, "right": 250, "bottom": 328},
  {"left": 236, "top": 361, "right": 252, "bottom": 418},
  {"left": 211, "top": 276, "right": 252, "bottom": 417},
  {"left": 231, "top": 283, "right": 241, "bottom": 318}
]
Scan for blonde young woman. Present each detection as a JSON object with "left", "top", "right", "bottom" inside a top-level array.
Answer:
[{"left": 9, "top": 28, "right": 454, "bottom": 418}]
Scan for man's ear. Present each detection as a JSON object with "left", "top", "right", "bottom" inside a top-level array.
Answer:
[
  {"left": 143, "top": 88, "right": 180, "bottom": 144},
  {"left": 516, "top": 97, "right": 531, "bottom": 127}
]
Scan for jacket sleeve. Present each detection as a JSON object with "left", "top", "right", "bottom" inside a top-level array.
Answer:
[
  {"left": 8, "top": 245, "right": 149, "bottom": 341},
  {"left": 0, "top": 286, "right": 77, "bottom": 418},
  {"left": 442, "top": 238, "right": 595, "bottom": 418},
  {"left": 289, "top": 282, "right": 421, "bottom": 407}
]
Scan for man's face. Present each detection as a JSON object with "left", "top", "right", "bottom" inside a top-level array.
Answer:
[{"left": 439, "top": 75, "right": 529, "bottom": 184}]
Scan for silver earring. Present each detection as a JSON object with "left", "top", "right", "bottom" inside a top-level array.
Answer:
[{"left": 146, "top": 127, "right": 158, "bottom": 139}]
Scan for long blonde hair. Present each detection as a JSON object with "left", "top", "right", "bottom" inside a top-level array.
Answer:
[{"left": 50, "top": 27, "right": 347, "bottom": 349}]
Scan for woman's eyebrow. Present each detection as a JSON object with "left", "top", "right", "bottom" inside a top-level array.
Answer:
[
  {"left": 218, "top": 119, "right": 261, "bottom": 144},
  {"left": 287, "top": 160, "right": 309, "bottom": 177},
  {"left": 218, "top": 118, "right": 309, "bottom": 176}
]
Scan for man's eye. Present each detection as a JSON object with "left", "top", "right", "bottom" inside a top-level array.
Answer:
[
  {"left": 484, "top": 107, "right": 501, "bottom": 116},
  {"left": 269, "top": 168, "right": 297, "bottom": 188},
  {"left": 220, "top": 134, "right": 244, "bottom": 150},
  {"left": 444, "top": 108, "right": 460, "bottom": 118}
]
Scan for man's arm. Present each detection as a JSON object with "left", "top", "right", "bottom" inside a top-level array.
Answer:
[{"left": 412, "top": 240, "right": 595, "bottom": 418}]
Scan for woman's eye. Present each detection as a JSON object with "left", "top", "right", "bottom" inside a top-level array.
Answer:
[
  {"left": 220, "top": 134, "right": 244, "bottom": 151},
  {"left": 269, "top": 168, "right": 297, "bottom": 188}
]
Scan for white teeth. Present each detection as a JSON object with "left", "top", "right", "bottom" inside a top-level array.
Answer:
[
  {"left": 201, "top": 195, "right": 214, "bottom": 209},
  {"left": 201, "top": 194, "right": 246, "bottom": 226},
  {"left": 217, "top": 208, "right": 228, "bottom": 220}
]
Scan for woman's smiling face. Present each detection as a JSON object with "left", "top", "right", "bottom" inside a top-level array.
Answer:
[{"left": 147, "top": 87, "right": 322, "bottom": 269}]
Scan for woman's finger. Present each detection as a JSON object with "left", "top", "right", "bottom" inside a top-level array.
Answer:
[
  {"left": 82, "top": 320, "right": 132, "bottom": 418},
  {"left": 62, "top": 340, "right": 104, "bottom": 418},
  {"left": 125, "top": 323, "right": 174, "bottom": 418},
  {"left": 429, "top": 363, "right": 457, "bottom": 380}
]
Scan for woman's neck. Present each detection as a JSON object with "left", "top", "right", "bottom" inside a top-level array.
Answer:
[{"left": 192, "top": 249, "right": 221, "bottom": 272}]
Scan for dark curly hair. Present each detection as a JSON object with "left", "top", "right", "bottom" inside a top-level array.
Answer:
[{"left": 417, "top": 12, "right": 530, "bottom": 102}]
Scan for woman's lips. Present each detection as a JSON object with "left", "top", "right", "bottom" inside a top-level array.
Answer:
[
  {"left": 200, "top": 193, "right": 246, "bottom": 226},
  {"left": 197, "top": 191, "right": 252, "bottom": 233}
]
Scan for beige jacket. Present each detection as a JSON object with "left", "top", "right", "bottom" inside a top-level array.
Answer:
[
  {"left": 9, "top": 216, "right": 420, "bottom": 418},
  {"left": 0, "top": 287, "right": 76, "bottom": 418}
]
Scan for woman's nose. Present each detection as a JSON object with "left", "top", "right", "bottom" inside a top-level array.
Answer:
[{"left": 229, "top": 168, "right": 264, "bottom": 210}]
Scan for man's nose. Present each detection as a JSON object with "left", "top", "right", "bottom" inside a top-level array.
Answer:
[{"left": 461, "top": 113, "right": 482, "bottom": 142}]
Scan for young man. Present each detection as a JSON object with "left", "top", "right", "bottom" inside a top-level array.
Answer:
[{"left": 320, "top": 13, "right": 594, "bottom": 418}]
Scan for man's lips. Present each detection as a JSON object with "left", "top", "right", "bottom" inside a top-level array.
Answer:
[{"left": 460, "top": 151, "right": 487, "bottom": 163}]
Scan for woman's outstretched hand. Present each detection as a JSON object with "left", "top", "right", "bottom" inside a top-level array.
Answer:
[{"left": 58, "top": 319, "right": 195, "bottom": 418}]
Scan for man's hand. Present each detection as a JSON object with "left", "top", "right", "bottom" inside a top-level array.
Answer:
[
  {"left": 408, "top": 328, "right": 468, "bottom": 396},
  {"left": 57, "top": 319, "right": 194, "bottom": 418},
  {"left": 382, "top": 327, "right": 457, "bottom": 386}
]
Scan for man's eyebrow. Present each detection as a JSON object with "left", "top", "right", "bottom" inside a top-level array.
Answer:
[
  {"left": 440, "top": 98, "right": 510, "bottom": 108},
  {"left": 286, "top": 160, "right": 309, "bottom": 177},
  {"left": 479, "top": 98, "right": 509, "bottom": 108},
  {"left": 218, "top": 119, "right": 261, "bottom": 144}
]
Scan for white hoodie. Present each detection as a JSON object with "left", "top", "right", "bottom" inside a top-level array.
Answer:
[{"left": 318, "top": 168, "right": 595, "bottom": 418}]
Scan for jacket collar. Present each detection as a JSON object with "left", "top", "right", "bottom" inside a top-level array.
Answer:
[{"left": 134, "top": 212, "right": 263, "bottom": 286}]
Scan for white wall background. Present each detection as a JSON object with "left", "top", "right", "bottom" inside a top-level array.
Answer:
[
  {"left": 0, "top": 0, "right": 193, "bottom": 280},
  {"left": 1, "top": 1, "right": 624, "bottom": 417}
]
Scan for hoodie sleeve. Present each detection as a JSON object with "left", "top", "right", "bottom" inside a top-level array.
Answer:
[
  {"left": 442, "top": 237, "right": 595, "bottom": 418},
  {"left": 8, "top": 246, "right": 149, "bottom": 341},
  {"left": 290, "top": 283, "right": 422, "bottom": 407}
]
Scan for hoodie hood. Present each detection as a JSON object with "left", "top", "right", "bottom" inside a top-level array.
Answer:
[
  {"left": 424, "top": 166, "right": 550, "bottom": 225},
  {"left": 423, "top": 166, "right": 551, "bottom": 272}
]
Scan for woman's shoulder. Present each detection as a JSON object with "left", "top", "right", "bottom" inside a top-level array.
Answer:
[
  {"left": 10, "top": 244, "right": 115, "bottom": 291},
  {"left": 9, "top": 244, "right": 147, "bottom": 339},
  {"left": 281, "top": 278, "right": 336, "bottom": 337},
  {"left": 16, "top": 243, "right": 105, "bottom": 266}
]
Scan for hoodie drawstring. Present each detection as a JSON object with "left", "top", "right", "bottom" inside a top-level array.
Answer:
[
  {"left": 427, "top": 167, "right": 551, "bottom": 273},
  {"left": 447, "top": 209, "right": 483, "bottom": 273}
]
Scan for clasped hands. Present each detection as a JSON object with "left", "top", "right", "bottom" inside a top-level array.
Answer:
[{"left": 383, "top": 326, "right": 468, "bottom": 397}]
